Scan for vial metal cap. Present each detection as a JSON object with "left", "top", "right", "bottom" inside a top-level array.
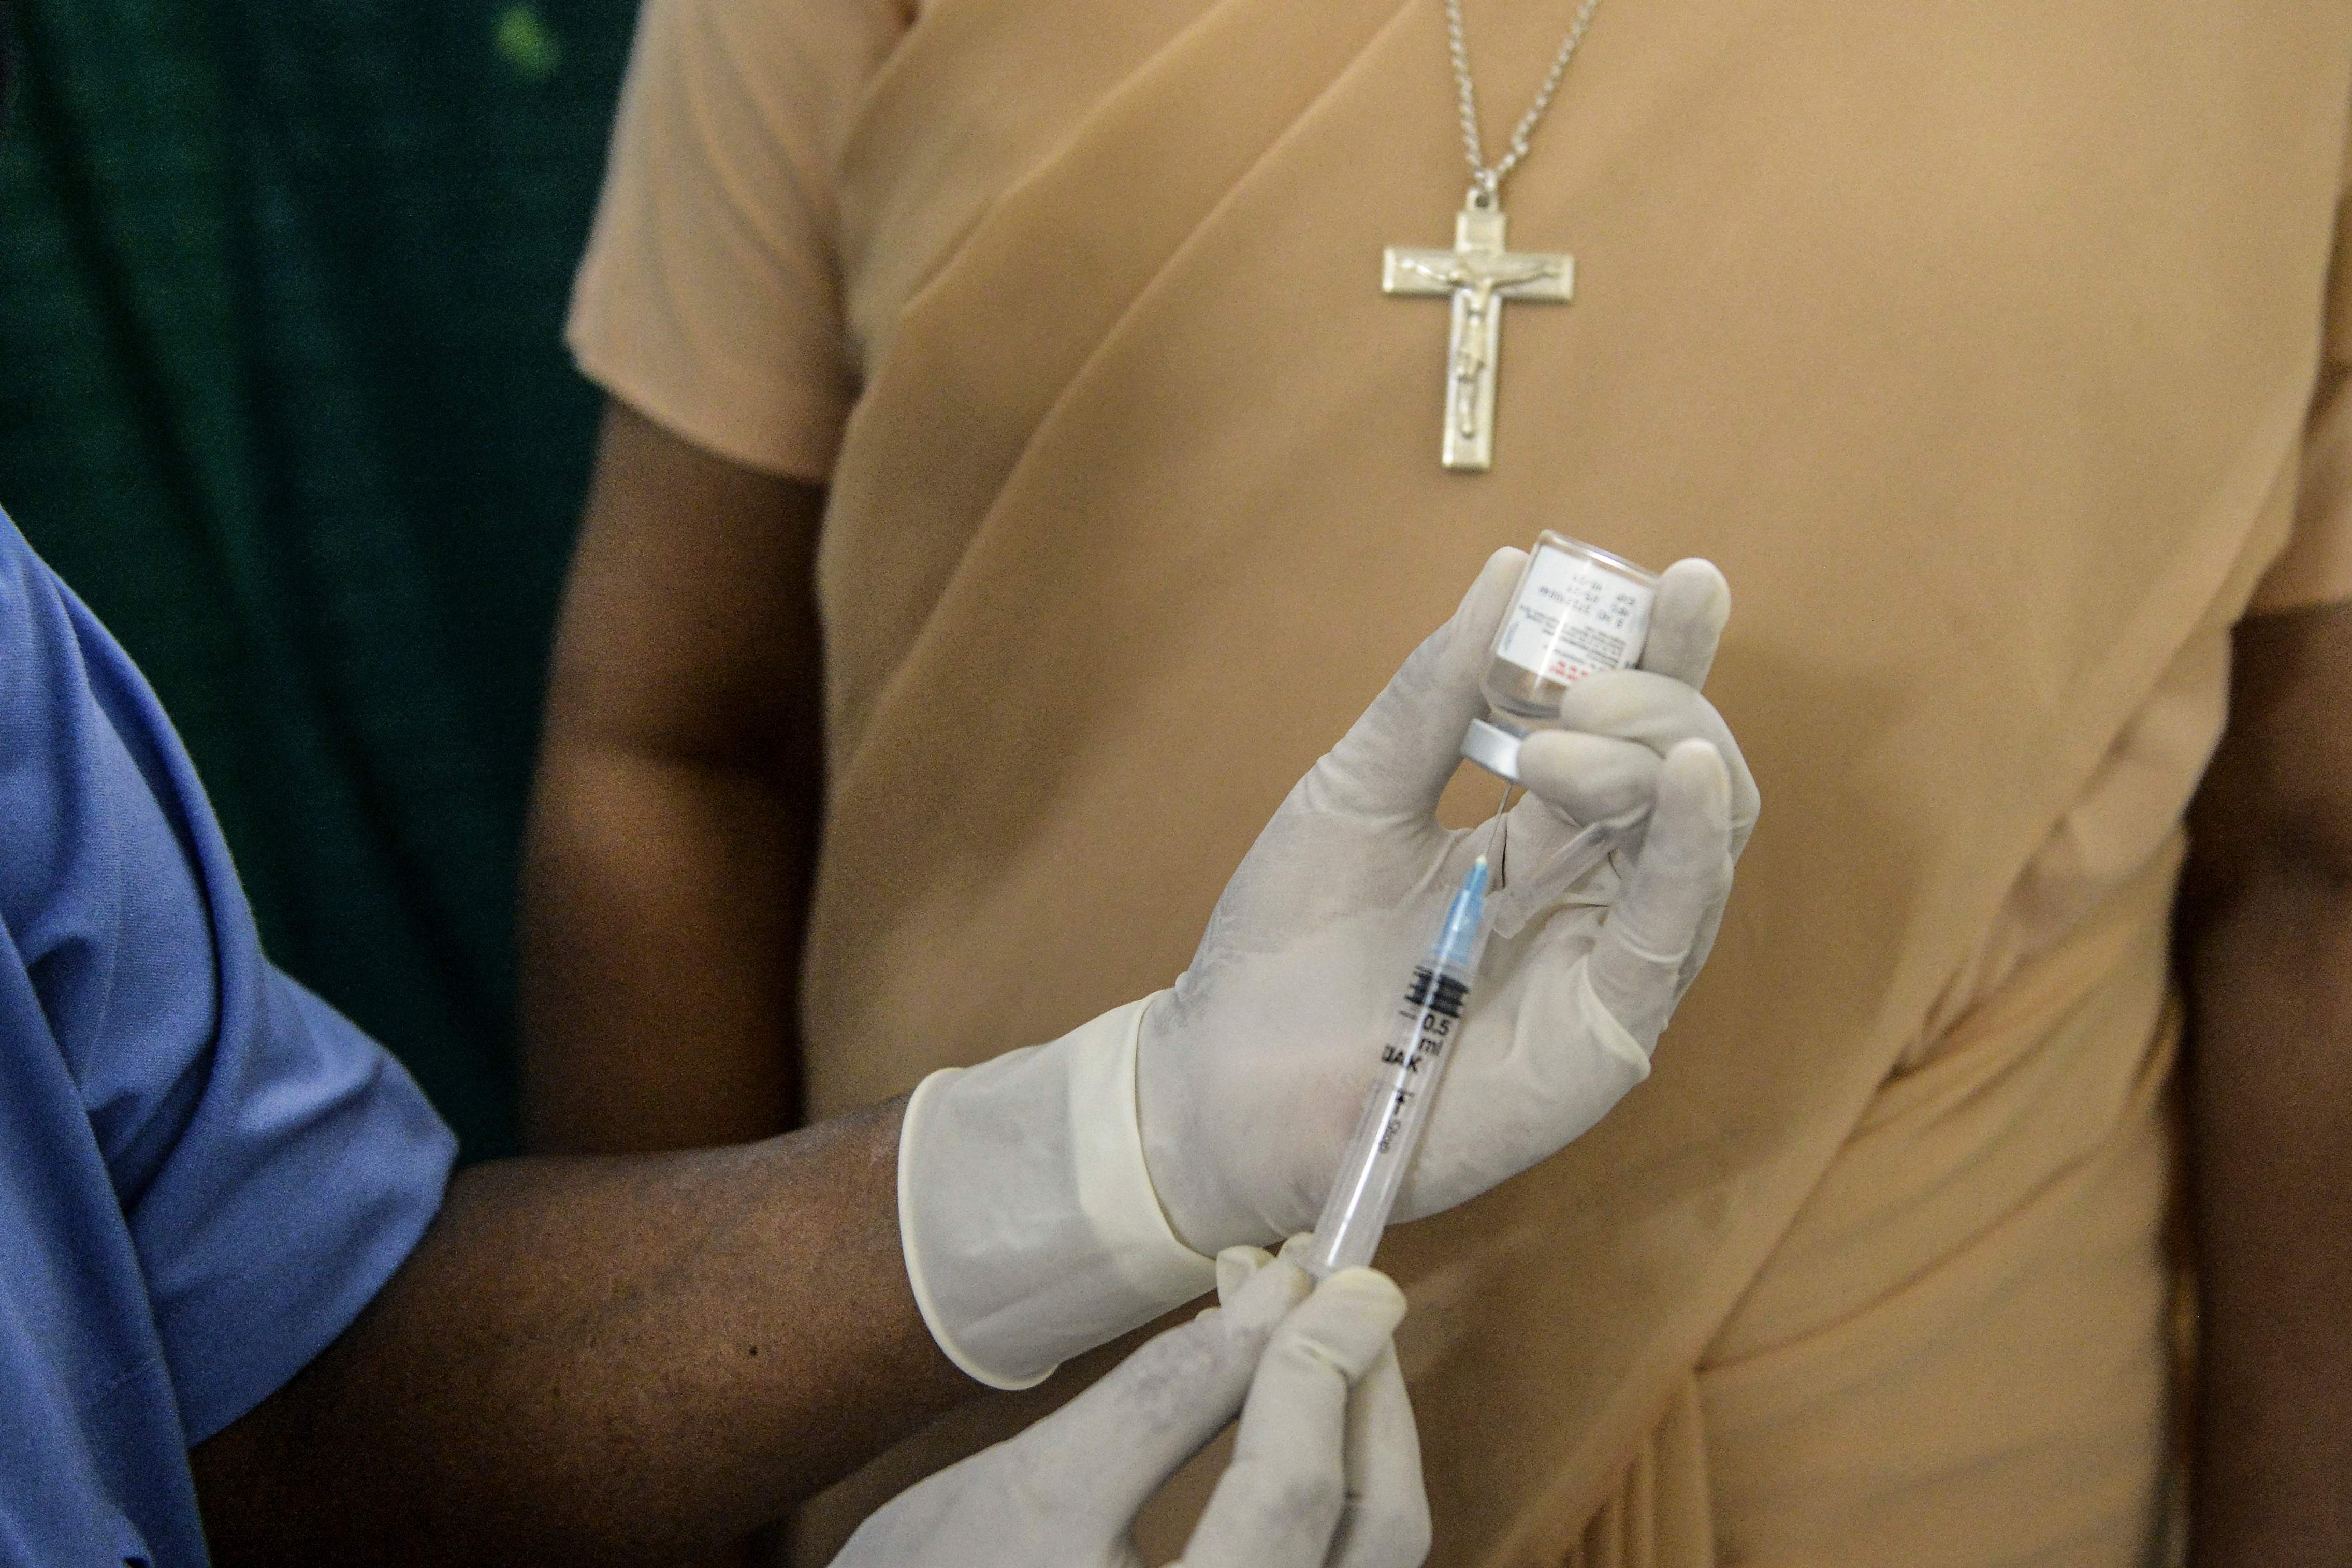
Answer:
[{"left": 1461, "top": 717, "right": 1525, "bottom": 783}]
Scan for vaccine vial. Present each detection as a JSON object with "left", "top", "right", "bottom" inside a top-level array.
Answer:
[{"left": 1462, "top": 532, "right": 1660, "bottom": 783}]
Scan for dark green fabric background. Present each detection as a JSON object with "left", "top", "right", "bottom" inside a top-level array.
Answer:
[{"left": 0, "top": 0, "right": 640, "bottom": 1158}]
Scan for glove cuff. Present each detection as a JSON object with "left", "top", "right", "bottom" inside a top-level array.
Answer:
[{"left": 898, "top": 994, "right": 1217, "bottom": 1389}]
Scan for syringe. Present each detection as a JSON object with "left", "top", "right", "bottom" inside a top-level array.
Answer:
[{"left": 1301, "top": 853, "right": 1492, "bottom": 1279}]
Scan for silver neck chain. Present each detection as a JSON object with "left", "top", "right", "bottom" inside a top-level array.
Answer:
[{"left": 1445, "top": 0, "right": 1605, "bottom": 209}]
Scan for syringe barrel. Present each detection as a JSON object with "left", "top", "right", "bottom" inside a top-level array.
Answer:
[{"left": 1301, "top": 860, "right": 1489, "bottom": 1279}]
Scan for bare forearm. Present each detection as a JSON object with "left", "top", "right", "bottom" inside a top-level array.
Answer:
[
  {"left": 2182, "top": 869, "right": 2352, "bottom": 1565},
  {"left": 518, "top": 398, "right": 829, "bottom": 1154},
  {"left": 520, "top": 742, "right": 814, "bottom": 1151},
  {"left": 193, "top": 1097, "right": 971, "bottom": 1565}
]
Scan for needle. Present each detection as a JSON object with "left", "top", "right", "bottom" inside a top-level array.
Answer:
[{"left": 1483, "top": 780, "right": 1517, "bottom": 890}]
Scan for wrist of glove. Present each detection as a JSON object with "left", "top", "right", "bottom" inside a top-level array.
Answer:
[{"left": 898, "top": 995, "right": 1215, "bottom": 1389}]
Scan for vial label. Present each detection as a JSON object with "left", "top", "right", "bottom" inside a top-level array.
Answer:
[{"left": 1495, "top": 546, "right": 1654, "bottom": 686}]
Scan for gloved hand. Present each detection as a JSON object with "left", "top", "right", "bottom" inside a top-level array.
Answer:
[
  {"left": 832, "top": 1250, "right": 1430, "bottom": 1568},
  {"left": 1134, "top": 549, "right": 1759, "bottom": 1253},
  {"left": 896, "top": 550, "right": 1758, "bottom": 1387}
]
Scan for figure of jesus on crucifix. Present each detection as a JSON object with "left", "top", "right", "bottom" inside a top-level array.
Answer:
[{"left": 1384, "top": 198, "right": 1574, "bottom": 471}]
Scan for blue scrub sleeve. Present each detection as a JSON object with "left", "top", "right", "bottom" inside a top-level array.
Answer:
[{"left": 0, "top": 517, "right": 457, "bottom": 1446}]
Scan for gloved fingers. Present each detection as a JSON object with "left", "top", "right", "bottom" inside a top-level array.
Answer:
[
  {"left": 1301, "top": 549, "right": 1522, "bottom": 822},
  {"left": 1232, "top": 1270, "right": 1406, "bottom": 1471},
  {"left": 1480, "top": 806, "right": 1620, "bottom": 940},
  {"left": 1328, "top": 1346, "right": 1431, "bottom": 1568},
  {"left": 995, "top": 1253, "right": 1311, "bottom": 1531},
  {"left": 1582, "top": 741, "right": 1734, "bottom": 1044},
  {"left": 1551, "top": 670, "right": 1727, "bottom": 757},
  {"left": 1549, "top": 672, "right": 1759, "bottom": 854},
  {"left": 1636, "top": 559, "right": 1731, "bottom": 689},
  {"left": 1179, "top": 1269, "right": 1410, "bottom": 1568},
  {"left": 1276, "top": 1232, "right": 1321, "bottom": 1270},
  {"left": 1505, "top": 731, "right": 1660, "bottom": 832},
  {"left": 1218, "top": 1245, "right": 1277, "bottom": 1306}
]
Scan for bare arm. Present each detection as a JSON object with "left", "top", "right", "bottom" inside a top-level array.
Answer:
[
  {"left": 520, "top": 400, "right": 826, "bottom": 1152},
  {"left": 190, "top": 1098, "right": 971, "bottom": 1565},
  {"left": 2179, "top": 602, "right": 2352, "bottom": 1565}
]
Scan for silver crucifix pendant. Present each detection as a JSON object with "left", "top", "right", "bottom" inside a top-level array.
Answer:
[{"left": 1384, "top": 195, "right": 1573, "bottom": 471}]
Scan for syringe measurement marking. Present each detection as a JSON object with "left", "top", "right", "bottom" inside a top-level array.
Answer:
[
  {"left": 1303, "top": 856, "right": 1491, "bottom": 1281},
  {"left": 1373, "top": 968, "right": 1467, "bottom": 1152}
]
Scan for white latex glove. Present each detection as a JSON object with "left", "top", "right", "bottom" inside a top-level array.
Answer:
[
  {"left": 832, "top": 1250, "right": 1430, "bottom": 1568},
  {"left": 1135, "top": 549, "right": 1759, "bottom": 1254},
  {"left": 897, "top": 551, "right": 1757, "bottom": 1387}
]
